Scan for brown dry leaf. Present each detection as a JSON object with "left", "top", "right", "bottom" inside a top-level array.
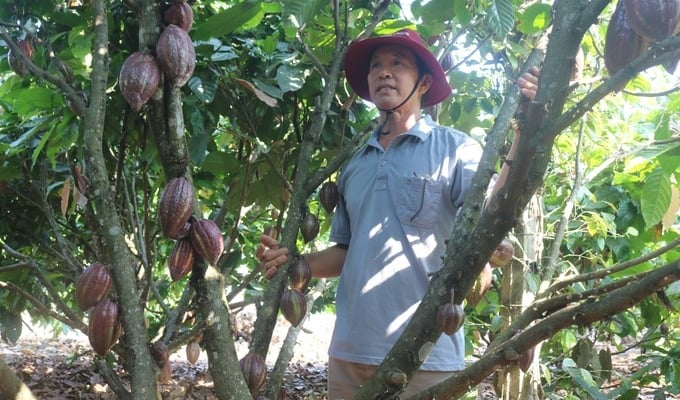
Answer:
[
  {"left": 60, "top": 178, "right": 71, "bottom": 217},
  {"left": 233, "top": 78, "right": 278, "bottom": 107}
]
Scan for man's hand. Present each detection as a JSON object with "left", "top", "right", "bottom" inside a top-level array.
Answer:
[
  {"left": 518, "top": 66, "right": 540, "bottom": 101},
  {"left": 256, "top": 234, "right": 289, "bottom": 279}
]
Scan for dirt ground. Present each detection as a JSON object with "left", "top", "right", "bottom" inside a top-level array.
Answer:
[{"left": 0, "top": 309, "right": 671, "bottom": 399}]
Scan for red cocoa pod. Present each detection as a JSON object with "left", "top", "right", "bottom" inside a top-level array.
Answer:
[
  {"left": 190, "top": 218, "right": 224, "bottom": 266},
  {"left": 168, "top": 238, "right": 196, "bottom": 281},
  {"left": 158, "top": 176, "right": 194, "bottom": 239},
  {"left": 465, "top": 263, "right": 492, "bottom": 308},
  {"left": 156, "top": 24, "right": 196, "bottom": 88},
  {"left": 489, "top": 238, "right": 515, "bottom": 268},
  {"left": 624, "top": 0, "right": 680, "bottom": 41},
  {"left": 76, "top": 262, "right": 113, "bottom": 311},
  {"left": 288, "top": 256, "right": 311, "bottom": 292},
  {"left": 300, "top": 213, "right": 319, "bottom": 243},
  {"left": 604, "top": 0, "right": 651, "bottom": 76},
  {"left": 88, "top": 299, "right": 122, "bottom": 356},
  {"left": 8, "top": 39, "right": 34, "bottom": 77},
  {"left": 150, "top": 341, "right": 169, "bottom": 368},
  {"left": 281, "top": 288, "right": 307, "bottom": 327},
  {"left": 437, "top": 302, "right": 465, "bottom": 335},
  {"left": 239, "top": 352, "right": 267, "bottom": 395},
  {"left": 163, "top": 1, "right": 194, "bottom": 32},
  {"left": 319, "top": 181, "right": 339, "bottom": 214},
  {"left": 519, "top": 345, "right": 536, "bottom": 372},
  {"left": 119, "top": 52, "right": 161, "bottom": 112},
  {"left": 186, "top": 339, "right": 200, "bottom": 365},
  {"left": 159, "top": 361, "right": 172, "bottom": 382}
]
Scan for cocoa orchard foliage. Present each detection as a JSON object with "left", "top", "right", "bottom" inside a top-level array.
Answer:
[{"left": 0, "top": 0, "right": 679, "bottom": 399}]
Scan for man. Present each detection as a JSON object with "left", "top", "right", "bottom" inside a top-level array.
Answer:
[{"left": 257, "top": 29, "right": 537, "bottom": 398}]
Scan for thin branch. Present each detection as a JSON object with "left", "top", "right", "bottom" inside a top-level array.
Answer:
[{"left": 623, "top": 85, "right": 680, "bottom": 97}]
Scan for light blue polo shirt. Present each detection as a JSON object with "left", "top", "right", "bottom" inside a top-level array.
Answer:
[{"left": 328, "top": 115, "right": 482, "bottom": 371}]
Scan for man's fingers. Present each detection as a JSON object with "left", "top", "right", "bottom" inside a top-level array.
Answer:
[{"left": 259, "top": 234, "right": 279, "bottom": 249}]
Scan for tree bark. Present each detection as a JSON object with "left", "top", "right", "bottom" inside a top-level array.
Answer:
[{"left": 0, "top": 356, "right": 37, "bottom": 400}]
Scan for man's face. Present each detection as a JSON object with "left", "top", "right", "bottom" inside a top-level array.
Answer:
[{"left": 367, "top": 45, "right": 425, "bottom": 110}]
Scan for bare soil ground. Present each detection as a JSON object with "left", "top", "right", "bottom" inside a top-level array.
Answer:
[{"left": 0, "top": 309, "right": 672, "bottom": 399}]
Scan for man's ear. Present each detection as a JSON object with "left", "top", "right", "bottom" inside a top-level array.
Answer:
[{"left": 420, "top": 74, "right": 433, "bottom": 94}]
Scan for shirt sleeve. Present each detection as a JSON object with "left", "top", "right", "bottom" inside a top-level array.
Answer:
[
  {"left": 450, "top": 138, "right": 483, "bottom": 208},
  {"left": 329, "top": 176, "right": 351, "bottom": 246}
]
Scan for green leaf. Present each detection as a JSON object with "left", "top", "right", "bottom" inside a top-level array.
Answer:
[
  {"left": 453, "top": 0, "right": 473, "bottom": 25},
  {"left": 188, "top": 76, "right": 218, "bottom": 103},
  {"left": 281, "top": 0, "right": 326, "bottom": 28},
  {"left": 194, "top": 2, "right": 266, "bottom": 40},
  {"left": 276, "top": 64, "right": 305, "bottom": 93},
  {"left": 640, "top": 167, "right": 671, "bottom": 229},
  {"left": 517, "top": 3, "right": 552, "bottom": 35},
  {"left": 486, "top": 0, "right": 516, "bottom": 40}
]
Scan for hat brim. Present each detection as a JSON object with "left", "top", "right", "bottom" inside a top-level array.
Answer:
[{"left": 343, "top": 33, "right": 452, "bottom": 108}]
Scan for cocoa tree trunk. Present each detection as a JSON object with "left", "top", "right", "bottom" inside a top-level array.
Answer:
[{"left": 0, "top": 356, "right": 36, "bottom": 400}]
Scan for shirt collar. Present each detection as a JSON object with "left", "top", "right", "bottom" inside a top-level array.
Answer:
[{"left": 365, "top": 114, "right": 436, "bottom": 152}]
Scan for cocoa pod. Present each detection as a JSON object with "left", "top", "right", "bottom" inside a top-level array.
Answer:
[
  {"left": 300, "top": 213, "right": 319, "bottom": 243},
  {"left": 604, "top": 0, "right": 651, "bottom": 76},
  {"left": 489, "top": 238, "right": 514, "bottom": 268},
  {"left": 465, "top": 263, "right": 492, "bottom": 308},
  {"left": 240, "top": 352, "right": 267, "bottom": 395},
  {"left": 186, "top": 339, "right": 200, "bottom": 365},
  {"left": 163, "top": 1, "right": 194, "bottom": 32},
  {"left": 624, "top": 0, "right": 680, "bottom": 41},
  {"left": 437, "top": 302, "right": 465, "bottom": 335},
  {"left": 288, "top": 256, "right": 311, "bottom": 292},
  {"left": 150, "top": 341, "right": 169, "bottom": 368},
  {"left": 190, "top": 218, "right": 224, "bottom": 266},
  {"left": 158, "top": 176, "right": 194, "bottom": 239},
  {"left": 8, "top": 39, "right": 33, "bottom": 77},
  {"left": 281, "top": 288, "right": 307, "bottom": 327},
  {"left": 518, "top": 345, "right": 535, "bottom": 373},
  {"left": 88, "top": 299, "right": 122, "bottom": 356},
  {"left": 156, "top": 24, "right": 196, "bottom": 88},
  {"left": 159, "top": 362, "right": 172, "bottom": 382},
  {"left": 76, "top": 262, "right": 113, "bottom": 311},
  {"left": 119, "top": 52, "right": 161, "bottom": 112},
  {"left": 168, "top": 238, "right": 196, "bottom": 281},
  {"left": 319, "top": 181, "right": 339, "bottom": 214}
]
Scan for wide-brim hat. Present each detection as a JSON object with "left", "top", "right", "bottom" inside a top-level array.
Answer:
[{"left": 343, "top": 29, "right": 452, "bottom": 108}]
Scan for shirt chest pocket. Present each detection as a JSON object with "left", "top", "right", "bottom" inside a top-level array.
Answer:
[{"left": 396, "top": 176, "right": 443, "bottom": 228}]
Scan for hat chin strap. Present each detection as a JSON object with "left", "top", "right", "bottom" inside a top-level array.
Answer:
[{"left": 377, "top": 74, "right": 422, "bottom": 136}]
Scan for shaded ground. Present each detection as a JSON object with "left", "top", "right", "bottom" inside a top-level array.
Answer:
[{"left": 0, "top": 310, "right": 671, "bottom": 399}]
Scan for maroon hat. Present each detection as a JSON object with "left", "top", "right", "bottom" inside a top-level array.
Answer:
[{"left": 343, "top": 29, "right": 452, "bottom": 107}]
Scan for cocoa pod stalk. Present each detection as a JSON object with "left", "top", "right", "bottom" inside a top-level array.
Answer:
[{"left": 76, "top": 262, "right": 113, "bottom": 311}]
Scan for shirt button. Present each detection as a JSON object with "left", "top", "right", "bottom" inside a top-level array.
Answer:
[{"left": 380, "top": 160, "right": 387, "bottom": 166}]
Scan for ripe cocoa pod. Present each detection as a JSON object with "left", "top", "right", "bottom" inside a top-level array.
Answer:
[
  {"left": 186, "top": 339, "right": 200, "bottom": 365},
  {"left": 624, "top": 0, "right": 680, "bottom": 41},
  {"left": 158, "top": 176, "right": 194, "bottom": 239},
  {"left": 489, "top": 238, "right": 515, "bottom": 268},
  {"left": 239, "top": 352, "right": 267, "bottom": 395},
  {"left": 288, "top": 256, "right": 311, "bottom": 292},
  {"left": 190, "top": 218, "right": 224, "bottom": 266},
  {"left": 76, "top": 262, "right": 113, "bottom": 311},
  {"left": 319, "top": 181, "right": 339, "bottom": 214},
  {"left": 168, "top": 238, "right": 196, "bottom": 281},
  {"left": 437, "top": 302, "right": 465, "bottom": 335},
  {"left": 465, "top": 263, "right": 492, "bottom": 308},
  {"left": 281, "top": 288, "right": 307, "bottom": 327},
  {"left": 8, "top": 39, "right": 33, "bottom": 77},
  {"left": 604, "top": 0, "right": 651, "bottom": 76},
  {"left": 119, "top": 52, "right": 161, "bottom": 112},
  {"left": 163, "top": 1, "right": 194, "bottom": 32},
  {"left": 150, "top": 341, "right": 169, "bottom": 368},
  {"left": 518, "top": 345, "right": 535, "bottom": 373},
  {"left": 300, "top": 213, "right": 319, "bottom": 243},
  {"left": 159, "top": 362, "right": 172, "bottom": 382},
  {"left": 156, "top": 24, "right": 196, "bottom": 88},
  {"left": 88, "top": 299, "right": 122, "bottom": 356}
]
